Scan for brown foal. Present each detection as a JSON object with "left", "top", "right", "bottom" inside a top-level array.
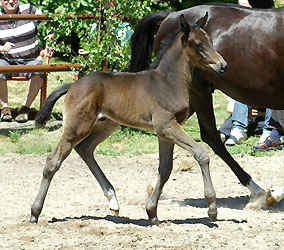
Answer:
[{"left": 31, "top": 14, "right": 227, "bottom": 225}]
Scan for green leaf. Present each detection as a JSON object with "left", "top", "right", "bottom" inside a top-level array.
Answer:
[{"left": 80, "top": 0, "right": 89, "bottom": 7}]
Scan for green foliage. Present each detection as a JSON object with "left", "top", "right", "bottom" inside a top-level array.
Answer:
[
  {"left": 8, "top": 130, "right": 20, "bottom": 143},
  {"left": 18, "top": 0, "right": 176, "bottom": 72},
  {"left": 16, "top": 0, "right": 240, "bottom": 72}
]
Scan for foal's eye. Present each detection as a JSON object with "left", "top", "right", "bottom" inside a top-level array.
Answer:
[{"left": 195, "top": 42, "right": 203, "bottom": 50}]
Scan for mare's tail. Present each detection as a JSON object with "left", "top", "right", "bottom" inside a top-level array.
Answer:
[
  {"left": 129, "top": 10, "right": 170, "bottom": 72},
  {"left": 35, "top": 83, "right": 72, "bottom": 127}
]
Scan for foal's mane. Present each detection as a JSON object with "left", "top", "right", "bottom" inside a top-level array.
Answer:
[{"left": 150, "top": 29, "right": 180, "bottom": 70}]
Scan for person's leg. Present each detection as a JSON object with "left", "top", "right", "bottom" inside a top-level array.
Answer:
[
  {"left": 0, "top": 78, "right": 13, "bottom": 122},
  {"left": 0, "top": 59, "right": 12, "bottom": 122},
  {"left": 253, "top": 129, "right": 281, "bottom": 152},
  {"left": 231, "top": 101, "right": 248, "bottom": 131},
  {"left": 226, "top": 101, "right": 248, "bottom": 145},
  {"left": 15, "top": 59, "right": 44, "bottom": 123},
  {"left": 258, "top": 108, "right": 272, "bottom": 143},
  {"left": 0, "top": 78, "right": 8, "bottom": 108},
  {"left": 253, "top": 110, "right": 283, "bottom": 151},
  {"left": 218, "top": 115, "right": 232, "bottom": 142},
  {"left": 22, "top": 74, "right": 43, "bottom": 108},
  {"left": 264, "top": 108, "right": 272, "bottom": 131},
  {"left": 15, "top": 74, "right": 43, "bottom": 123}
]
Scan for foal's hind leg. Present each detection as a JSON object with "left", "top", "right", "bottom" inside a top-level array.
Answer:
[
  {"left": 155, "top": 119, "right": 217, "bottom": 221},
  {"left": 30, "top": 136, "right": 76, "bottom": 223},
  {"left": 146, "top": 137, "right": 174, "bottom": 225},
  {"left": 31, "top": 108, "right": 98, "bottom": 223},
  {"left": 75, "top": 119, "right": 120, "bottom": 215}
]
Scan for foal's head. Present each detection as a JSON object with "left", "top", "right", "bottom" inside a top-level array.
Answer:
[{"left": 180, "top": 13, "right": 227, "bottom": 75}]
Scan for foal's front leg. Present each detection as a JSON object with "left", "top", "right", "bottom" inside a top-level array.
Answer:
[
  {"left": 155, "top": 119, "right": 217, "bottom": 221},
  {"left": 190, "top": 77, "right": 265, "bottom": 201},
  {"left": 146, "top": 137, "right": 174, "bottom": 225}
]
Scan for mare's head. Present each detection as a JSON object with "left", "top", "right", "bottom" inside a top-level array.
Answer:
[{"left": 180, "top": 13, "right": 227, "bottom": 75}]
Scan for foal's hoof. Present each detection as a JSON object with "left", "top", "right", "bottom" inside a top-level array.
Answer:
[
  {"left": 149, "top": 217, "right": 160, "bottom": 226},
  {"left": 30, "top": 214, "right": 38, "bottom": 224},
  {"left": 110, "top": 209, "right": 119, "bottom": 216},
  {"left": 208, "top": 210, "right": 217, "bottom": 222}
]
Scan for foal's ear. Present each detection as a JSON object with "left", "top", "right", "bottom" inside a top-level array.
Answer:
[
  {"left": 196, "top": 12, "right": 208, "bottom": 29},
  {"left": 180, "top": 14, "right": 191, "bottom": 47},
  {"left": 180, "top": 14, "right": 191, "bottom": 34}
]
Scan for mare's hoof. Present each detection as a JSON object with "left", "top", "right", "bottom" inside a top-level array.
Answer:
[
  {"left": 265, "top": 185, "right": 284, "bottom": 206},
  {"left": 30, "top": 215, "right": 38, "bottom": 224},
  {"left": 246, "top": 191, "right": 266, "bottom": 210},
  {"left": 265, "top": 195, "right": 277, "bottom": 207},
  {"left": 110, "top": 209, "right": 119, "bottom": 216}
]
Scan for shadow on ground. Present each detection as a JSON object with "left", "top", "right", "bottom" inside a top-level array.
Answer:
[{"left": 171, "top": 195, "right": 284, "bottom": 211}]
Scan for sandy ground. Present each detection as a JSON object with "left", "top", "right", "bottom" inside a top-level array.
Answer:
[{"left": 0, "top": 148, "right": 284, "bottom": 250}]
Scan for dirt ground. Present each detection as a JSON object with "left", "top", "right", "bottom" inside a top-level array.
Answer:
[{"left": 0, "top": 148, "right": 284, "bottom": 250}]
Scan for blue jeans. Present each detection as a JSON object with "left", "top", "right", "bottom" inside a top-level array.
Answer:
[{"left": 232, "top": 101, "right": 271, "bottom": 132}]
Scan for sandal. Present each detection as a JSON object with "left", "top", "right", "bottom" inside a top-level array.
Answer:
[
  {"left": 1, "top": 107, "right": 12, "bottom": 122},
  {"left": 252, "top": 137, "right": 282, "bottom": 152},
  {"left": 15, "top": 105, "right": 30, "bottom": 123}
]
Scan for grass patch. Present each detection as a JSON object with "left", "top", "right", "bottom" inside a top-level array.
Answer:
[{"left": 0, "top": 129, "right": 56, "bottom": 154}]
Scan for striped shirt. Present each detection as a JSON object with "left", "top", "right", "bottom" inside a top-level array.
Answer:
[{"left": 0, "top": 4, "right": 42, "bottom": 60}]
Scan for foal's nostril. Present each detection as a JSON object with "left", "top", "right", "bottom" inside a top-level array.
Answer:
[{"left": 220, "top": 62, "right": 227, "bottom": 74}]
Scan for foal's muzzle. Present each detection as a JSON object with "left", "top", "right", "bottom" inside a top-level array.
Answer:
[
  {"left": 211, "top": 59, "right": 227, "bottom": 75},
  {"left": 218, "top": 61, "right": 227, "bottom": 75}
]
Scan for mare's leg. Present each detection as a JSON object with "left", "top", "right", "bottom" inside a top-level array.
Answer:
[
  {"left": 154, "top": 118, "right": 217, "bottom": 221},
  {"left": 190, "top": 78, "right": 265, "bottom": 199},
  {"left": 146, "top": 137, "right": 174, "bottom": 225},
  {"left": 75, "top": 119, "right": 120, "bottom": 215}
]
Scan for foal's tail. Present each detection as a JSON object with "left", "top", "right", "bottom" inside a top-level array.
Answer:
[
  {"left": 129, "top": 10, "right": 170, "bottom": 72},
  {"left": 35, "top": 83, "right": 72, "bottom": 127}
]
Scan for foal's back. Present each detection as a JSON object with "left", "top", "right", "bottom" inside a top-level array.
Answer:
[{"left": 65, "top": 70, "right": 160, "bottom": 130}]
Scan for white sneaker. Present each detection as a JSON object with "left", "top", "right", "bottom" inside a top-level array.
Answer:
[
  {"left": 258, "top": 130, "right": 271, "bottom": 143},
  {"left": 220, "top": 133, "right": 226, "bottom": 143},
  {"left": 225, "top": 127, "right": 248, "bottom": 145}
]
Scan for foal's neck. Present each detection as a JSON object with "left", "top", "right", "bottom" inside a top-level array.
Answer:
[{"left": 156, "top": 33, "right": 193, "bottom": 85}]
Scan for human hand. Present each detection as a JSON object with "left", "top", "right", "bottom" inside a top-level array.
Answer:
[
  {"left": 249, "top": 108, "right": 265, "bottom": 119},
  {"left": 44, "top": 47, "right": 54, "bottom": 58},
  {"left": 1, "top": 42, "right": 15, "bottom": 52},
  {"left": 78, "top": 49, "right": 89, "bottom": 56},
  {"left": 251, "top": 108, "right": 259, "bottom": 117}
]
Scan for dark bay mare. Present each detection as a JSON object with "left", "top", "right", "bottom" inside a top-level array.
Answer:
[
  {"left": 31, "top": 15, "right": 227, "bottom": 224},
  {"left": 129, "top": 3, "right": 284, "bottom": 205}
]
